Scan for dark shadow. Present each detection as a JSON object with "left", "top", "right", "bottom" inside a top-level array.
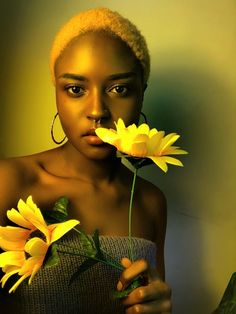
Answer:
[
  {"left": 139, "top": 58, "right": 228, "bottom": 313},
  {"left": 0, "top": 1, "right": 29, "bottom": 157}
]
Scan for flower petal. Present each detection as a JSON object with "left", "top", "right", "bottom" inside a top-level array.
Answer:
[
  {"left": 127, "top": 124, "right": 137, "bottom": 133},
  {"left": 26, "top": 218, "right": 50, "bottom": 242},
  {"left": 131, "top": 142, "right": 148, "bottom": 157},
  {"left": 7, "top": 208, "right": 33, "bottom": 230},
  {"left": 17, "top": 197, "right": 46, "bottom": 229},
  {"left": 162, "top": 156, "right": 184, "bottom": 167},
  {"left": 26, "top": 196, "right": 46, "bottom": 225},
  {"left": 25, "top": 238, "right": 48, "bottom": 257},
  {"left": 0, "top": 226, "right": 31, "bottom": 251},
  {"left": 0, "top": 226, "right": 31, "bottom": 240},
  {"left": 134, "top": 134, "right": 149, "bottom": 143},
  {"left": 115, "top": 118, "right": 126, "bottom": 132},
  {"left": 149, "top": 157, "right": 168, "bottom": 173},
  {"left": 95, "top": 128, "right": 119, "bottom": 144},
  {"left": 9, "top": 274, "right": 28, "bottom": 293},
  {"left": 164, "top": 147, "right": 188, "bottom": 155},
  {"left": 0, "top": 238, "right": 26, "bottom": 251},
  {"left": 19, "top": 256, "right": 44, "bottom": 276},
  {"left": 49, "top": 219, "right": 80, "bottom": 243},
  {"left": 159, "top": 133, "right": 180, "bottom": 153},
  {"left": 0, "top": 266, "right": 20, "bottom": 288},
  {"left": 119, "top": 136, "right": 134, "bottom": 154},
  {"left": 147, "top": 131, "right": 165, "bottom": 153},
  {"left": 137, "top": 123, "right": 150, "bottom": 135},
  {"left": 149, "top": 128, "right": 158, "bottom": 137},
  {"left": 28, "top": 258, "right": 44, "bottom": 285},
  {"left": 0, "top": 251, "right": 25, "bottom": 267}
]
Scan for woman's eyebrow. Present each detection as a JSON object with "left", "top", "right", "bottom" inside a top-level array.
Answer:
[
  {"left": 58, "top": 72, "right": 137, "bottom": 81},
  {"left": 58, "top": 73, "right": 88, "bottom": 81},
  {"left": 106, "top": 72, "right": 137, "bottom": 81}
]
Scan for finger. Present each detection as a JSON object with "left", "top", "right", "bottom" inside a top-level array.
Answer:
[
  {"left": 121, "top": 257, "right": 132, "bottom": 268},
  {"left": 118, "top": 259, "right": 161, "bottom": 291},
  {"left": 125, "top": 299, "right": 172, "bottom": 314},
  {"left": 118, "top": 259, "right": 148, "bottom": 290},
  {"left": 117, "top": 258, "right": 133, "bottom": 290},
  {"left": 122, "top": 280, "right": 171, "bottom": 306}
]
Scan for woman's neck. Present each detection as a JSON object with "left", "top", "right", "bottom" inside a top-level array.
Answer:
[{"left": 59, "top": 142, "right": 122, "bottom": 185}]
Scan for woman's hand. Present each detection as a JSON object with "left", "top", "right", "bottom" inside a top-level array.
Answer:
[{"left": 117, "top": 257, "right": 172, "bottom": 314}]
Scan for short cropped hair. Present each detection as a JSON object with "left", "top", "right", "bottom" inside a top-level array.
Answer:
[{"left": 50, "top": 7, "right": 150, "bottom": 85}]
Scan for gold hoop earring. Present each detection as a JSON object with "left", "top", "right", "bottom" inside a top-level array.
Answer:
[
  {"left": 140, "top": 112, "right": 148, "bottom": 124},
  {"left": 51, "top": 113, "right": 66, "bottom": 145}
]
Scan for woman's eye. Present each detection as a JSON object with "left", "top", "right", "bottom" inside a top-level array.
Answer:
[
  {"left": 109, "top": 85, "right": 128, "bottom": 95},
  {"left": 65, "top": 85, "right": 84, "bottom": 97}
]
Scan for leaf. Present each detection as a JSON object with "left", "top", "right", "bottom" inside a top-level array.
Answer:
[
  {"left": 53, "top": 197, "right": 69, "bottom": 219},
  {"left": 92, "top": 229, "right": 100, "bottom": 250},
  {"left": 122, "top": 156, "right": 154, "bottom": 170},
  {"left": 214, "top": 302, "right": 236, "bottom": 314},
  {"left": 214, "top": 273, "right": 236, "bottom": 313},
  {"left": 43, "top": 197, "right": 69, "bottom": 223},
  {"left": 69, "top": 258, "right": 98, "bottom": 284},
  {"left": 43, "top": 243, "right": 60, "bottom": 268},
  {"left": 92, "top": 229, "right": 102, "bottom": 255},
  {"left": 112, "top": 277, "right": 143, "bottom": 299},
  {"left": 78, "top": 230, "right": 96, "bottom": 257}
]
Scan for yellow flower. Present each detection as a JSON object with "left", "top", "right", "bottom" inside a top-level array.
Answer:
[
  {"left": 0, "top": 196, "right": 80, "bottom": 292},
  {"left": 0, "top": 251, "right": 26, "bottom": 292},
  {"left": 95, "top": 118, "right": 188, "bottom": 172},
  {"left": 3, "top": 196, "right": 79, "bottom": 244},
  {"left": 0, "top": 226, "right": 31, "bottom": 251},
  {"left": 0, "top": 238, "right": 48, "bottom": 293}
]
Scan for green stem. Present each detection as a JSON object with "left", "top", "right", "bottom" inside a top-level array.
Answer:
[
  {"left": 128, "top": 168, "right": 138, "bottom": 262},
  {"left": 72, "top": 227, "right": 82, "bottom": 234},
  {"left": 72, "top": 228, "right": 121, "bottom": 268},
  {"left": 57, "top": 249, "right": 123, "bottom": 271}
]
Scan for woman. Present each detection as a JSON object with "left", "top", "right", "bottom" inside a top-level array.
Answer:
[{"left": 0, "top": 7, "right": 172, "bottom": 313}]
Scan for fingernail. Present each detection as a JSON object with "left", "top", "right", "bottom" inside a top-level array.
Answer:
[{"left": 117, "top": 281, "right": 123, "bottom": 291}]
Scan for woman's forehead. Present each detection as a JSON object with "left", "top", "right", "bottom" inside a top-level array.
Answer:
[{"left": 55, "top": 32, "right": 142, "bottom": 80}]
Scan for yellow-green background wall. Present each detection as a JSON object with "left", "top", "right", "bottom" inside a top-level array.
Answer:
[{"left": 0, "top": 1, "right": 235, "bottom": 312}]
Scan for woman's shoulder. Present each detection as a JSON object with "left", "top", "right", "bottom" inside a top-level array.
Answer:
[
  {"left": 136, "top": 175, "right": 166, "bottom": 213},
  {"left": 0, "top": 148, "right": 60, "bottom": 178},
  {"left": 0, "top": 156, "right": 30, "bottom": 188},
  {"left": 0, "top": 154, "right": 40, "bottom": 182},
  {"left": 0, "top": 149, "right": 58, "bottom": 217},
  {"left": 135, "top": 174, "right": 167, "bottom": 236}
]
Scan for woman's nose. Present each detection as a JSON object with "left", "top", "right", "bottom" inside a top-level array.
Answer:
[{"left": 86, "top": 89, "right": 110, "bottom": 123}]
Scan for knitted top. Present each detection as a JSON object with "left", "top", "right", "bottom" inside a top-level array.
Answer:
[{"left": 0, "top": 235, "right": 156, "bottom": 314}]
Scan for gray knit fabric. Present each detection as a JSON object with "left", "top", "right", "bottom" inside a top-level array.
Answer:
[{"left": 0, "top": 235, "right": 156, "bottom": 314}]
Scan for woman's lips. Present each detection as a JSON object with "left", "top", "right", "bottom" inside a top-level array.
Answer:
[{"left": 83, "top": 129, "right": 104, "bottom": 145}]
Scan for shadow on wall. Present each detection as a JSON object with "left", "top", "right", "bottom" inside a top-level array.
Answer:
[
  {"left": 144, "top": 59, "right": 228, "bottom": 152},
  {"left": 140, "top": 55, "right": 228, "bottom": 313},
  {"left": 0, "top": 1, "right": 27, "bottom": 157},
  {"left": 142, "top": 54, "right": 230, "bottom": 219}
]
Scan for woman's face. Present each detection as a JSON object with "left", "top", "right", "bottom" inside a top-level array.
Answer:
[{"left": 54, "top": 31, "right": 145, "bottom": 159}]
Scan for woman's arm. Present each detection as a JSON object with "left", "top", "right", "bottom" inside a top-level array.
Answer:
[
  {"left": 153, "top": 189, "right": 167, "bottom": 280},
  {"left": 118, "top": 184, "right": 172, "bottom": 313}
]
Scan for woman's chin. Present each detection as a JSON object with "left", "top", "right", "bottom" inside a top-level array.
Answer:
[{"left": 81, "top": 143, "right": 116, "bottom": 161}]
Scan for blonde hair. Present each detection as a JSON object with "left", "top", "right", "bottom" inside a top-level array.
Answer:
[{"left": 50, "top": 7, "right": 150, "bottom": 84}]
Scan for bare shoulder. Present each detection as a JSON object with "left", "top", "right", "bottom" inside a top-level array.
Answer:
[
  {"left": 136, "top": 175, "right": 167, "bottom": 219},
  {"left": 0, "top": 148, "right": 62, "bottom": 213},
  {"left": 0, "top": 158, "right": 29, "bottom": 213},
  {"left": 0, "top": 154, "right": 42, "bottom": 220}
]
